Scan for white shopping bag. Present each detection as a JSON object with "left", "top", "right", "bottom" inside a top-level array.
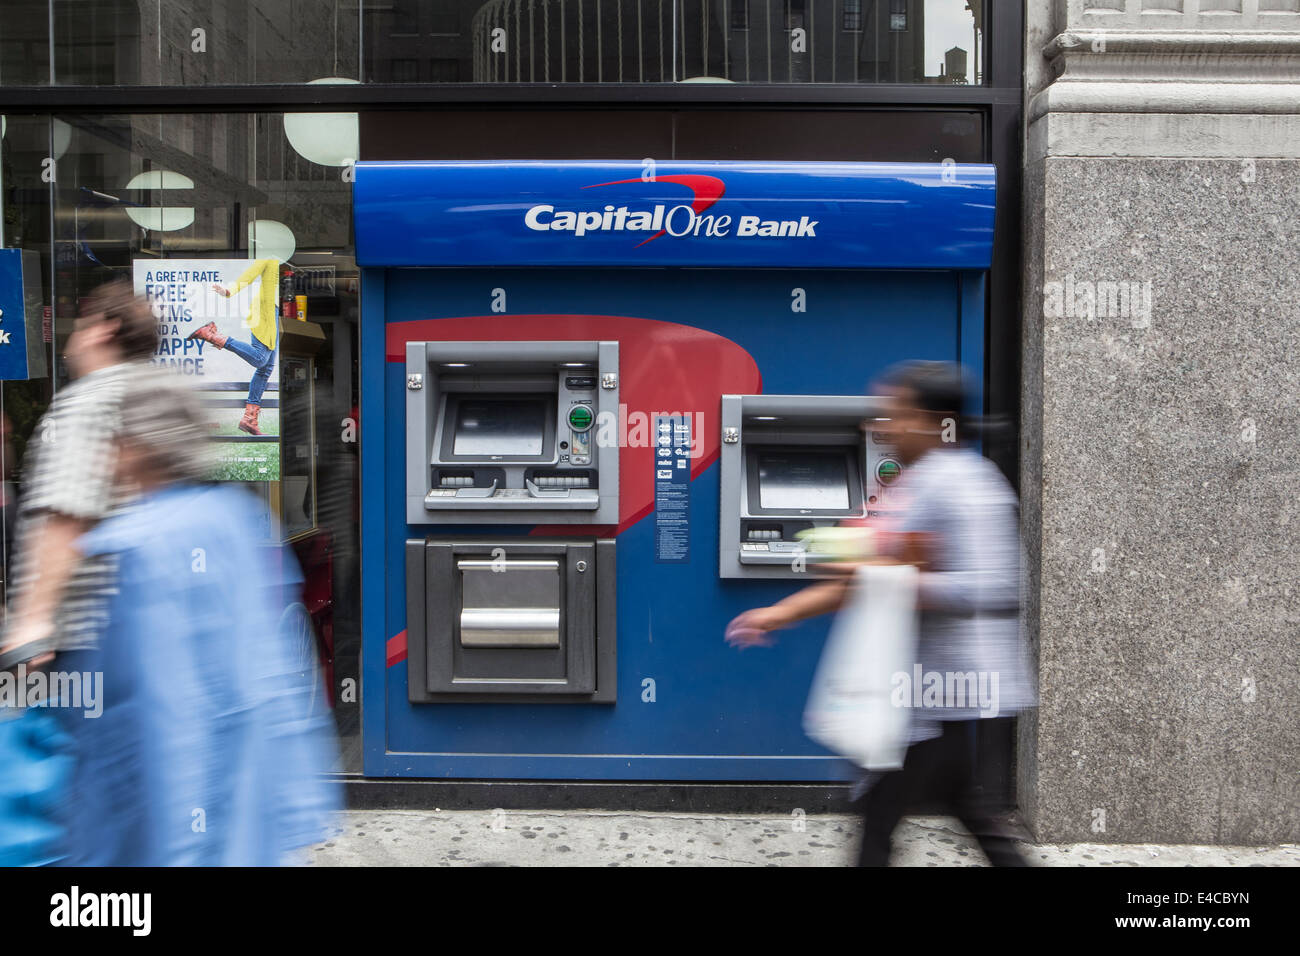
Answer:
[{"left": 802, "top": 564, "right": 919, "bottom": 771}]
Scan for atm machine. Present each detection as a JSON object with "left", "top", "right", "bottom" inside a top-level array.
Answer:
[
  {"left": 403, "top": 340, "right": 619, "bottom": 702},
  {"left": 354, "top": 159, "right": 994, "bottom": 781},
  {"left": 405, "top": 340, "right": 619, "bottom": 525},
  {"left": 718, "top": 394, "right": 902, "bottom": 578}
]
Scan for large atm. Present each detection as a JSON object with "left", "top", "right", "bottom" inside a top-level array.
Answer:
[
  {"left": 403, "top": 339, "right": 619, "bottom": 703},
  {"left": 405, "top": 340, "right": 620, "bottom": 525},
  {"left": 355, "top": 160, "right": 993, "bottom": 780}
]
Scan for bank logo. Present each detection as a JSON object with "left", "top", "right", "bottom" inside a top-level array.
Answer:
[{"left": 523, "top": 175, "right": 818, "bottom": 246}]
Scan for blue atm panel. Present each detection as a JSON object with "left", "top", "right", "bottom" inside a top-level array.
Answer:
[{"left": 356, "top": 162, "right": 992, "bottom": 781}]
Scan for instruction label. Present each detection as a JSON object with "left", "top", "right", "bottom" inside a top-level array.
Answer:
[{"left": 653, "top": 415, "right": 692, "bottom": 563}]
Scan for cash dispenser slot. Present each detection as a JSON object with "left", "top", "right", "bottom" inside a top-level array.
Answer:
[
  {"left": 406, "top": 340, "right": 619, "bottom": 525},
  {"left": 457, "top": 559, "right": 561, "bottom": 647},
  {"left": 718, "top": 394, "right": 900, "bottom": 579},
  {"left": 406, "top": 538, "right": 616, "bottom": 703}
]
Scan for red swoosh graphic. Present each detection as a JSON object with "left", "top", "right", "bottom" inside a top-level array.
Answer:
[
  {"left": 582, "top": 174, "right": 726, "bottom": 246},
  {"left": 387, "top": 629, "right": 408, "bottom": 667}
]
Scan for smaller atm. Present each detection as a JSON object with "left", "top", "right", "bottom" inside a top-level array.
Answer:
[
  {"left": 405, "top": 340, "right": 619, "bottom": 525},
  {"left": 718, "top": 394, "right": 902, "bottom": 579}
]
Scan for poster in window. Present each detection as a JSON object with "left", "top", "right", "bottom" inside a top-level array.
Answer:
[{"left": 133, "top": 259, "right": 287, "bottom": 482}]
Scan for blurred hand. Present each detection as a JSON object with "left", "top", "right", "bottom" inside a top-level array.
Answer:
[
  {"left": 212, "top": 283, "right": 231, "bottom": 298},
  {"left": 725, "top": 606, "right": 789, "bottom": 649},
  {"left": 0, "top": 619, "right": 56, "bottom": 671}
]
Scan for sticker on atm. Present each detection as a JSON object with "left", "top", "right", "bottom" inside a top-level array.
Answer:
[{"left": 657, "top": 469, "right": 673, "bottom": 479}]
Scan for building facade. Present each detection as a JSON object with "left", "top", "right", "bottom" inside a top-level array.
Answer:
[{"left": 0, "top": 0, "right": 1294, "bottom": 845}]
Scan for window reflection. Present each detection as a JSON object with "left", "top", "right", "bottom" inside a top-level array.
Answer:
[
  {"left": 367, "top": 0, "right": 985, "bottom": 85},
  {"left": 50, "top": 0, "right": 362, "bottom": 85},
  {"left": 0, "top": 1, "right": 986, "bottom": 86},
  {"left": 0, "top": 112, "right": 362, "bottom": 771}
]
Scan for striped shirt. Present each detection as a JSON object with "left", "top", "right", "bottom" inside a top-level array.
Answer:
[{"left": 7, "top": 363, "right": 147, "bottom": 653}]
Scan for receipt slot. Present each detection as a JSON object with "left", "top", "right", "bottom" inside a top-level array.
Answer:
[
  {"left": 406, "top": 538, "right": 616, "bottom": 702},
  {"left": 406, "top": 340, "right": 619, "bottom": 525},
  {"left": 718, "top": 394, "right": 901, "bottom": 579}
]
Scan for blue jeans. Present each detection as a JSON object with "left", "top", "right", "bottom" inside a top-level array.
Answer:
[{"left": 225, "top": 332, "right": 277, "bottom": 406}]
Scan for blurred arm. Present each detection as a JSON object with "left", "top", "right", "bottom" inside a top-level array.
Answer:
[
  {"left": 2, "top": 514, "right": 89, "bottom": 658},
  {"left": 767, "top": 577, "right": 853, "bottom": 627},
  {"left": 2, "top": 382, "right": 121, "bottom": 660}
]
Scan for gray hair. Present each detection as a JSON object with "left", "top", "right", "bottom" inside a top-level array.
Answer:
[{"left": 118, "top": 364, "right": 214, "bottom": 485}]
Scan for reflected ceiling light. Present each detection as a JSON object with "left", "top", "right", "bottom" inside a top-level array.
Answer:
[
  {"left": 284, "top": 77, "right": 360, "bottom": 168},
  {"left": 123, "top": 169, "right": 195, "bottom": 231},
  {"left": 678, "top": 76, "right": 735, "bottom": 83},
  {"left": 0, "top": 117, "right": 71, "bottom": 156},
  {"left": 248, "top": 219, "right": 297, "bottom": 264},
  {"left": 52, "top": 118, "right": 71, "bottom": 159}
]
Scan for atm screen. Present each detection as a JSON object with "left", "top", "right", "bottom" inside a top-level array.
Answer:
[
  {"left": 756, "top": 452, "right": 851, "bottom": 511},
  {"left": 451, "top": 397, "right": 549, "bottom": 458}
]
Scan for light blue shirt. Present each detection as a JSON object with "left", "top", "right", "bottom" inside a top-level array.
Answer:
[
  {"left": 893, "top": 447, "right": 1036, "bottom": 741},
  {"left": 51, "top": 483, "right": 339, "bottom": 865}
]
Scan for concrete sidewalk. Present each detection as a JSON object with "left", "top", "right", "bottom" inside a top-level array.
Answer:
[{"left": 299, "top": 809, "right": 1300, "bottom": 867}]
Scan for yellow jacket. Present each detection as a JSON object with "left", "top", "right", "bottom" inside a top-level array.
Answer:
[{"left": 227, "top": 258, "right": 280, "bottom": 351}]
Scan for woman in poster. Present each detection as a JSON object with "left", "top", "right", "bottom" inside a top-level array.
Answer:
[{"left": 186, "top": 258, "right": 281, "bottom": 435}]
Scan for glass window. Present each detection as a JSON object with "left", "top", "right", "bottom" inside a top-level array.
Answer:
[
  {"left": 843, "top": 0, "right": 864, "bottom": 33},
  {"left": 50, "top": 0, "right": 362, "bottom": 85},
  {"left": 5, "top": 1, "right": 987, "bottom": 86},
  {"left": 364, "top": 0, "right": 987, "bottom": 85},
  {"left": 0, "top": 113, "right": 55, "bottom": 608},
  {"left": 0, "top": 1, "right": 51, "bottom": 84},
  {"left": 0, "top": 111, "right": 362, "bottom": 771}
]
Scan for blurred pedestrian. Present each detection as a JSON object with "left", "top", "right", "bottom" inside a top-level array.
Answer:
[
  {"left": 726, "top": 361, "right": 1035, "bottom": 866},
  {"left": 0, "top": 279, "right": 160, "bottom": 866},
  {"left": 0, "top": 411, "right": 18, "bottom": 617},
  {"left": 49, "top": 371, "right": 338, "bottom": 865},
  {"left": 0, "top": 279, "right": 158, "bottom": 672}
]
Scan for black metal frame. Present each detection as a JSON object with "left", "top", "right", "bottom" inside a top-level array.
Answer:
[{"left": 0, "top": 81, "right": 1004, "bottom": 111}]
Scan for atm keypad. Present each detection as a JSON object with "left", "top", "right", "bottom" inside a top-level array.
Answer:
[{"left": 534, "top": 475, "right": 590, "bottom": 488}]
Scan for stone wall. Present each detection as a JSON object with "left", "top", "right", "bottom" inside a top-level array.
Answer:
[{"left": 1021, "top": 0, "right": 1300, "bottom": 844}]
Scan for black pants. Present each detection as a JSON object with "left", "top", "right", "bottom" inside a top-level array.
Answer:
[{"left": 856, "top": 717, "right": 1027, "bottom": 867}]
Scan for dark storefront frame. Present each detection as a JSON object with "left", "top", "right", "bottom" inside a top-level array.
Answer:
[{"left": 0, "top": 0, "right": 1024, "bottom": 805}]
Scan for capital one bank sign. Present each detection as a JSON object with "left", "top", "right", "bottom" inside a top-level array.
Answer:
[
  {"left": 352, "top": 160, "right": 997, "bottom": 269},
  {"left": 523, "top": 173, "right": 818, "bottom": 244}
]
